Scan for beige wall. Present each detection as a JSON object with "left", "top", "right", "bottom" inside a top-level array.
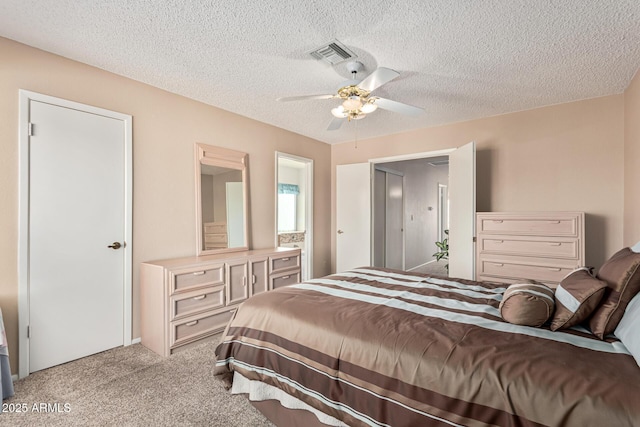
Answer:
[
  {"left": 331, "top": 95, "right": 626, "bottom": 273},
  {"left": 0, "top": 37, "right": 331, "bottom": 374},
  {"left": 624, "top": 70, "right": 640, "bottom": 247}
]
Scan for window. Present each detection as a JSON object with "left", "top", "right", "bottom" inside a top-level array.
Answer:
[
  {"left": 277, "top": 183, "right": 299, "bottom": 232},
  {"left": 278, "top": 193, "right": 297, "bottom": 232}
]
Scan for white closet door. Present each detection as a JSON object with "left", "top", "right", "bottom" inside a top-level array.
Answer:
[
  {"left": 448, "top": 141, "right": 476, "bottom": 280},
  {"left": 373, "top": 169, "right": 386, "bottom": 267},
  {"left": 385, "top": 172, "right": 404, "bottom": 270},
  {"left": 28, "top": 100, "right": 126, "bottom": 372}
]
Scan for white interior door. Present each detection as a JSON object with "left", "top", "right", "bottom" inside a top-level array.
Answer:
[
  {"left": 373, "top": 169, "right": 386, "bottom": 267},
  {"left": 336, "top": 163, "right": 371, "bottom": 272},
  {"left": 385, "top": 172, "right": 404, "bottom": 270},
  {"left": 26, "top": 98, "right": 128, "bottom": 373},
  {"left": 448, "top": 141, "right": 476, "bottom": 280}
]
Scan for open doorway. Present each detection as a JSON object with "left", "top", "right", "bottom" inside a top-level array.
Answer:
[
  {"left": 275, "top": 152, "right": 313, "bottom": 280},
  {"left": 336, "top": 142, "right": 475, "bottom": 279},
  {"left": 372, "top": 156, "right": 450, "bottom": 277}
]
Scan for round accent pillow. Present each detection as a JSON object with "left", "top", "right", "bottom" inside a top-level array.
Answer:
[{"left": 499, "top": 283, "right": 555, "bottom": 327}]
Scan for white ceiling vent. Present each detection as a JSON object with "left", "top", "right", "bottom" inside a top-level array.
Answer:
[{"left": 308, "top": 40, "right": 357, "bottom": 65}]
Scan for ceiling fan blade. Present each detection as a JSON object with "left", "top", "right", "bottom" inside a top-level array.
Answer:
[
  {"left": 327, "top": 117, "right": 344, "bottom": 131},
  {"left": 277, "top": 94, "right": 336, "bottom": 102},
  {"left": 374, "top": 97, "right": 424, "bottom": 116},
  {"left": 357, "top": 67, "right": 400, "bottom": 92}
]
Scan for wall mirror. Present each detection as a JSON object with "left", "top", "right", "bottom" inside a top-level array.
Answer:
[{"left": 195, "top": 143, "right": 249, "bottom": 256}]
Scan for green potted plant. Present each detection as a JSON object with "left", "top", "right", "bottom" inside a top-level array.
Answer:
[{"left": 433, "top": 230, "right": 449, "bottom": 272}]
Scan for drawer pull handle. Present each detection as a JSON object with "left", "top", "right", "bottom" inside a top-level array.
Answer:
[
  {"left": 192, "top": 271, "right": 206, "bottom": 276},
  {"left": 185, "top": 320, "right": 198, "bottom": 327},
  {"left": 252, "top": 275, "right": 256, "bottom": 284},
  {"left": 548, "top": 267, "right": 562, "bottom": 272},
  {"left": 492, "top": 220, "right": 503, "bottom": 223},
  {"left": 193, "top": 295, "right": 206, "bottom": 301},
  {"left": 493, "top": 240, "right": 504, "bottom": 244},
  {"left": 549, "top": 242, "right": 562, "bottom": 246},
  {"left": 243, "top": 276, "right": 247, "bottom": 287},
  {"left": 281, "top": 275, "right": 290, "bottom": 280},
  {"left": 281, "top": 258, "right": 290, "bottom": 262},
  {"left": 493, "top": 263, "right": 504, "bottom": 267},
  {"left": 548, "top": 221, "right": 561, "bottom": 224}
]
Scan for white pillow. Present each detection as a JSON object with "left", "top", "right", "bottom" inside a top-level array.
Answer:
[
  {"left": 615, "top": 292, "right": 640, "bottom": 368},
  {"left": 632, "top": 241, "right": 640, "bottom": 253}
]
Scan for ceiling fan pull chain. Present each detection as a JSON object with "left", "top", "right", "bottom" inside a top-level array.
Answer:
[{"left": 354, "top": 119, "right": 359, "bottom": 149}]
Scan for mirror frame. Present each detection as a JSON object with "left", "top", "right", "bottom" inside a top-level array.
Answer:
[{"left": 195, "top": 143, "right": 249, "bottom": 256}]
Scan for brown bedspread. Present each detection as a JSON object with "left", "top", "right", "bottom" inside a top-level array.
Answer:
[{"left": 214, "top": 268, "right": 640, "bottom": 427}]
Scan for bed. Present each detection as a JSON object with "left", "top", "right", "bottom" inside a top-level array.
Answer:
[{"left": 214, "top": 266, "right": 640, "bottom": 427}]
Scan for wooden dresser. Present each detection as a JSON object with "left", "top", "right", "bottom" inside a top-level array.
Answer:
[
  {"left": 140, "top": 247, "right": 301, "bottom": 356},
  {"left": 476, "top": 212, "right": 585, "bottom": 286}
]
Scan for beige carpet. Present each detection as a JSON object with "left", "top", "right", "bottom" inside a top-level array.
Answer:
[
  {"left": 409, "top": 260, "right": 449, "bottom": 277},
  {"left": 2, "top": 340, "right": 274, "bottom": 426}
]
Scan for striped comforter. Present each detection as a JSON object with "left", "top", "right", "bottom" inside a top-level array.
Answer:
[{"left": 214, "top": 268, "right": 640, "bottom": 427}]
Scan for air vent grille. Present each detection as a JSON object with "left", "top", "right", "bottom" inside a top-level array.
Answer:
[{"left": 308, "top": 40, "right": 356, "bottom": 65}]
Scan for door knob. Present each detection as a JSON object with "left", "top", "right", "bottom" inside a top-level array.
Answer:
[
  {"left": 108, "top": 242, "right": 122, "bottom": 249},
  {"left": 337, "top": 230, "right": 344, "bottom": 234}
]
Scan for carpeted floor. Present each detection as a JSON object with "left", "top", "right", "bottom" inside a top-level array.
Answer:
[
  {"left": 408, "top": 260, "right": 448, "bottom": 277},
  {"left": 2, "top": 339, "right": 274, "bottom": 426}
]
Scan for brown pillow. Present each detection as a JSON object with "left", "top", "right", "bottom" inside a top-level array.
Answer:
[
  {"left": 500, "top": 283, "right": 555, "bottom": 327},
  {"left": 550, "top": 268, "right": 607, "bottom": 331},
  {"left": 589, "top": 248, "right": 640, "bottom": 339}
]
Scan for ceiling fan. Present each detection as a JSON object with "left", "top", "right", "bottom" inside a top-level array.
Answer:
[{"left": 277, "top": 61, "right": 424, "bottom": 130}]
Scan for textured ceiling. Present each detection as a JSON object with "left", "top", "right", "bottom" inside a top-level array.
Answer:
[{"left": 1, "top": 1, "right": 639, "bottom": 144}]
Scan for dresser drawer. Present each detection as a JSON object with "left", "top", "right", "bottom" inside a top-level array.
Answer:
[
  {"left": 479, "top": 237, "right": 579, "bottom": 259},
  {"left": 478, "top": 216, "right": 579, "bottom": 236},
  {"left": 270, "top": 253, "right": 300, "bottom": 274},
  {"left": 270, "top": 270, "right": 301, "bottom": 289},
  {"left": 170, "top": 264, "right": 225, "bottom": 293},
  {"left": 170, "top": 285, "right": 225, "bottom": 320},
  {"left": 170, "top": 308, "right": 235, "bottom": 348},
  {"left": 204, "top": 222, "right": 227, "bottom": 234},
  {"left": 205, "top": 242, "right": 227, "bottom": 250},
  {"left": 478, "top": 259, "right": 574, "bottom": 283},
  {"left": 204, "top": 233, "right": 228, "bottom": 244}
]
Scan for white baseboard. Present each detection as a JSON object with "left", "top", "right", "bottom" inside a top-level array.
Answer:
[{"left": 407, "top": 259, "right": 436, "bottom": 271}]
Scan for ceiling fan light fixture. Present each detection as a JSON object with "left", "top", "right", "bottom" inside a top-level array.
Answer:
[
  {"left": 342, "top": 96, "right": 362, "bottom": 110},
  {"left": 361, "top": 101, "right": 378, "bottom": 114},
  {"left": 278, "top": 65, "right": 423, "bottom": 132},
  {"left": 331, "top": 105, "right": 348, "bottom": 118}
]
